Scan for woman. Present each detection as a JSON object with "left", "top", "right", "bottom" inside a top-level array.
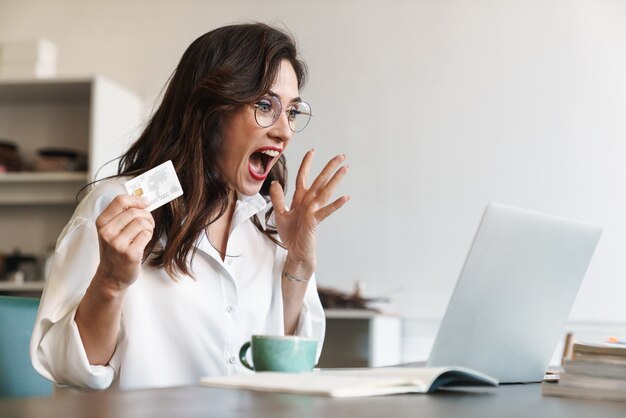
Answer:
[{"left": 30, "top": 23, "right": 348, "bottom": 391}]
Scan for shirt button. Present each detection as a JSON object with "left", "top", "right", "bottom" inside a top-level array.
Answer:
[
  {"left": 228, "top": 356, "right": 236, "bottom": 364},
  {"left": 226, "top": 305, "right": 235, "bottom": 313},
  {"left": 226, "top": 258, "right": 233, "bottom": 266}
]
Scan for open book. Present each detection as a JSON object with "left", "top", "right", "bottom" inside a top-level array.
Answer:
[{"left": 199, "top": 367, "right": 498, "bottom": 398}]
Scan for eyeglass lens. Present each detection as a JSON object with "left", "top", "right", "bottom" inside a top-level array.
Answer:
[{"left": 255, "top": 96, "right": 312, "bottom": 132}]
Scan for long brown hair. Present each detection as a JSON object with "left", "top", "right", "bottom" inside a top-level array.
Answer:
[{"left": 118, "top": 23, "right": 307, "bottom": 278}]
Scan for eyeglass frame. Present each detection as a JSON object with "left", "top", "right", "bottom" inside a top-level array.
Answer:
[{"left": 252, "top": 95, "right": 313, "bottom": 133}]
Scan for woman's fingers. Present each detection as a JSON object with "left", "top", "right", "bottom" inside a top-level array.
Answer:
[
  {"left": 309, "top": 154, "right": 346, "bottom": 194},
  {"left": 96, "top": 195, "right": 149, "bottom": 229},
  {"left": 295, "top": 149, "right": 315, "bottom": 191},
  {"left": 269, "top": 181, "right": 287, "bottom": 214},
  {"left": 96, "top": 194, "right": 155, "bottom": 261},
  {"left": 281, "top": 152, "right": 349, "bottom": 226},
  {"left": 98, "top": 207, "right": 154, "bottom": 244},
  {"left": 315, "top": 196, "right": 350, "bottom": 223},
  {"left": 94, "top": 194, "right": 155, "bottom": 287},
  {"left": 313, "top": 165, "right": 349, "bottom": 205},
  {"left": 128, "top": 230, "right": 154, "bottom": 256},
  {"left": 109, "top": 217, "right": 155, "bottom": 260}
]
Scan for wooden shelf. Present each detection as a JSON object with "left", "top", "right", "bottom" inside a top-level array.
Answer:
[
  {"left": 324, "top": 309, "right": 400, "bottom": 319},
  {"left": 0, "top": 172, "right": 88, "bottom": 205},
  {"left": 0, "top": 78, "right": 92, "bottom": 103},
  {"left": 0, "top": 171, "right": 88, "bottom": 183},
  {"left": 0, "top": 281, "right": 45, "bottom": 292}
]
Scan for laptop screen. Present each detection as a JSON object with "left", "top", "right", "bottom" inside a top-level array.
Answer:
[{"left": 427, "top": 203, "right": 602, "bottom": 383}]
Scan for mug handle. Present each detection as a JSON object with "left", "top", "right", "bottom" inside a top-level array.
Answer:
[{"left": 239, "top": 341, "right": 254, "bottom": 370}]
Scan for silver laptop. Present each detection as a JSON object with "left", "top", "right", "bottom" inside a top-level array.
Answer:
[{"left": 426, "top": 202, "right": 602, "bottom": 383}]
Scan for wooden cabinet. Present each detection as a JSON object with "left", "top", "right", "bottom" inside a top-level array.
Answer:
[{"left": 0, "top": 77, "right": 142, "bottom": 293}]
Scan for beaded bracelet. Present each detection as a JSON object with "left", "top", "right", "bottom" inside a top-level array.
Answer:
[{"left": 284, "top": 270, "right": 310, "bottom": 283}]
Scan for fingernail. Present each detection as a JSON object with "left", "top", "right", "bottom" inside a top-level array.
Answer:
[{"left": 271, "top": 180, "right": 277, "bottom": 185}]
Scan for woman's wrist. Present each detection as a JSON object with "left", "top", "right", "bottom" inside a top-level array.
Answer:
[
  {"left": 283, "top": 270, "right": 310, "bottom": 283},
  {"left": 283, "top": 256, "right": 315, "bottom": 283},
  {"left": 91, "top": 268, "right": 130, "bottom": 301}
]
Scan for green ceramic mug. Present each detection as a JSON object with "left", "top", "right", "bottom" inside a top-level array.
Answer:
[{"left": 239, "top": 335, "right": 318, "bottom": 373}]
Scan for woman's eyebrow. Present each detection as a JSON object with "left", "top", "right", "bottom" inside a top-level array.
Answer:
[{"left": 267, "top": 90, "right": 301, "bottom": 104}]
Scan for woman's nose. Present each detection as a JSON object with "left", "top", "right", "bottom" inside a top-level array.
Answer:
[{"left": 270, "top": 110, "right": 293, "bottom": 142}]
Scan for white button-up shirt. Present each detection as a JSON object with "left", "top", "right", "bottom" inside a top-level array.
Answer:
[{"left": 30, "top": 178, "right": 325, "bottom": 391}]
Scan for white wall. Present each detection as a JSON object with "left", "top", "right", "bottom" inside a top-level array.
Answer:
[{"left": 2, "top": 0, "right": 625, "bottom": 324}]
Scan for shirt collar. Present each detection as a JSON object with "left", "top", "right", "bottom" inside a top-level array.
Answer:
[
  {"left": 234, "top": 192, "right": 271, "bottom": 231},
  {"left": 194, "top": 192, "right": 270, "bottom": 261}
]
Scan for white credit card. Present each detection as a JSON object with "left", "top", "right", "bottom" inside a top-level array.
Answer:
[{"left": 124, "top": 160, "right": 183, "bottom": 212}]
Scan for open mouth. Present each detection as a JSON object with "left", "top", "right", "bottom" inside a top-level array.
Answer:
[{"left": 248, "top": 147, "right": 281, "bottom": 181}]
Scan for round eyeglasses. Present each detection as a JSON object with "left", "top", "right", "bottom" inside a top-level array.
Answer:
[{"left": 253, "top": 95, "right": 313, "bottom": 133}]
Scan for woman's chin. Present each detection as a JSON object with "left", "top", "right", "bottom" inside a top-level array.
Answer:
[{"left": 234, "top": 181, "right": 263, "bottom": 197}]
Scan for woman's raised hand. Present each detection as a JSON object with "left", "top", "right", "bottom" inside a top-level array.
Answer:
[
  {"left": 269, "top": 150, "right": 349, "bottom": 270},
  {"left": 93, "top": 195, "right": 155, "bottom": 291}
]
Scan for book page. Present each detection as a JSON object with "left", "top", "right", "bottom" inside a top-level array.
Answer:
[
  {"left": 573, "top": 342, "right": 626, "bottom": 357},
  {"left": 560, "top": 373, "right": 626, "bottom": 391},
  {"left": 200, "top": 372, "right": 424, "bottom": 398},
  {"left": 200, "top": 367, "right": 497, "bottom": 398},
  {"left": 318, "top": 366, "right": 498, "bottom": 391},
  {"left": 318, "top": 367, "right": 439, "bottom": 386}
]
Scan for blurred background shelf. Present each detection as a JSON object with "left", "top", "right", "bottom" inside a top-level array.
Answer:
[
  {"left": 0, "top": 77, "right": 91, "bottom": 102},
  {"left": 0, "top": 171, "right": 88, "bottom": 204},
  {"left": 0, "top": 76, "right": 142, "bottom": 282},
  {"left": 0, "top": 282, "right": 45, "bottom": 292},
  {"left": 0, "top": 281, "right": 46, "bottom": 297},
  {"left": 0, "top": 171, "right": 87, "bottom": 182},
  {"left": 319, "top": 309, "right": 402, "bottom": 368}
]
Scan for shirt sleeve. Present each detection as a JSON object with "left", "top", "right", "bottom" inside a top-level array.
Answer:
[
  {"left": 30, "top": 181, "right": 125, "bottom": 391},
  {"left": 292, "top": 272, "right": 326, "bottom": 362}
]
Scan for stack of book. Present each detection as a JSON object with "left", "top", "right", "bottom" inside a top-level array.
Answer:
[{"left": 542, "top": 341, "right": 626, "bottom": 402}]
